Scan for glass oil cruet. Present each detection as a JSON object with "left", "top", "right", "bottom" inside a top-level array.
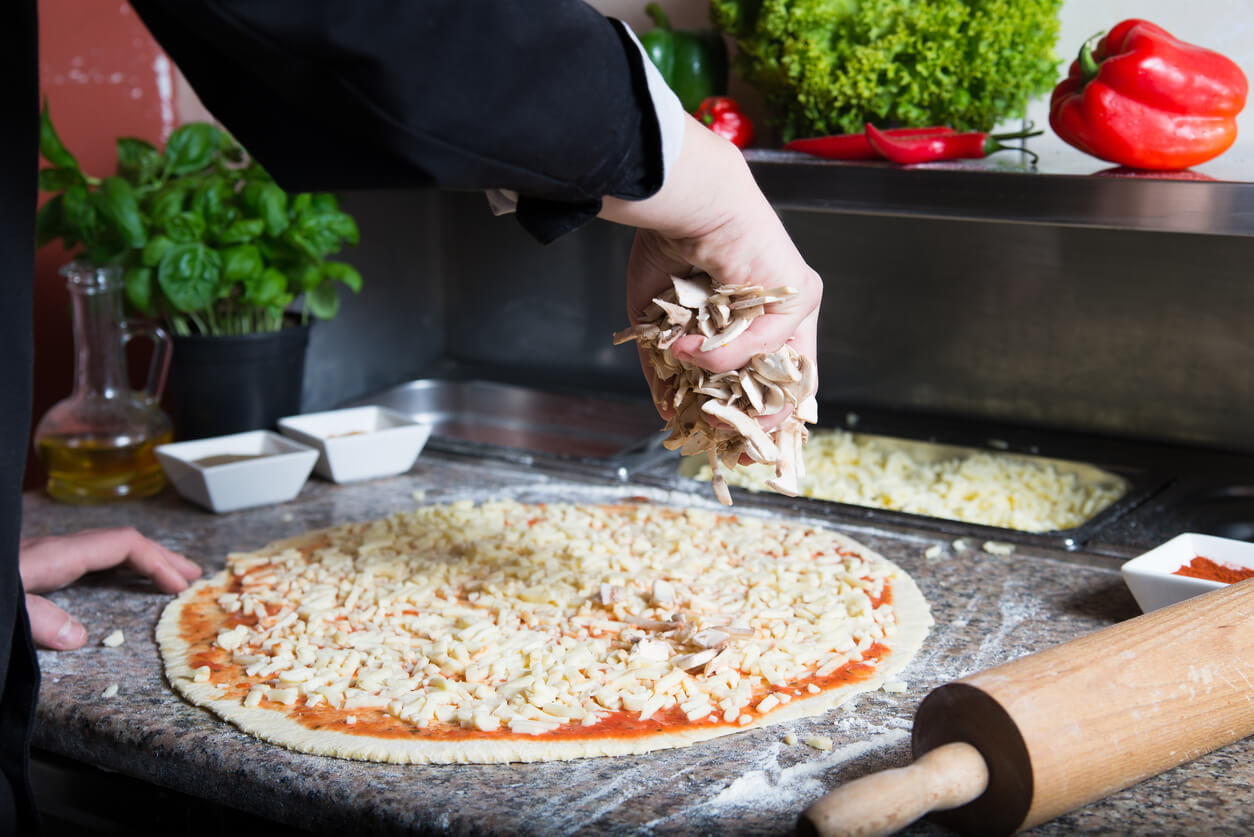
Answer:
[{"left": 34, "top": 262, "right": 174, "bottom": 503}]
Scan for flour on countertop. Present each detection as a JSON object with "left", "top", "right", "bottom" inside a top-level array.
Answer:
[{"left": 634, "top": 715, "right": 911, "bottom": 832}]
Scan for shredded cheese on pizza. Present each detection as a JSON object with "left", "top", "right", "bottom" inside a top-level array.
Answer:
[{"left": 160, "top": 500, "right": 932, "bottom": 762}]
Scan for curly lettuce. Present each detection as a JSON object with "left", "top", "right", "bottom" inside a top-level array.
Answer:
[{"left": 711, "top": 0, "right": 1062, "bottom": 141}]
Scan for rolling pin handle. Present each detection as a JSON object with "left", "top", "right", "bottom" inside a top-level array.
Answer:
[{"left": 797, "top": 741, "right": 990, "bottom": 837}]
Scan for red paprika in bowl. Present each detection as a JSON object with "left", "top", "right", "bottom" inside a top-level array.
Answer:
[{"left": 1049, "top": 19, "right": 1248, "bottom": 170}]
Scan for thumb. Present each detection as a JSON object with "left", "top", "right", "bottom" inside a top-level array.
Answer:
[{"left": 25, "top": 594, "right": 88, "bottom": 650}]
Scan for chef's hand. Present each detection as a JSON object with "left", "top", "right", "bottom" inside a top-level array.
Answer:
[
  {"left": 599, "top": 113, "right": 822, "bottom": 424},
  {"left": 19, "top": 528, "right": 202, "bottom": 650}
]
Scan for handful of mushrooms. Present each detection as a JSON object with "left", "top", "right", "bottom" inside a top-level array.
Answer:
[{"left": 614, "top": 274, "right": 818, "bottom": 505}]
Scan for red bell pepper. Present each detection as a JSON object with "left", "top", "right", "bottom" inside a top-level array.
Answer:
[
  {"left": 695, "top": 96, "right": 753, "bottom": 148},
  {"left": 784, "top": 127, "right": 955, "bottom": 160},
  {"left": 1049, "top": 19, "right": 1249, "bottom": 170},
  {"left": 864, "top": 123, "right": 1043, "bottom": 165}
]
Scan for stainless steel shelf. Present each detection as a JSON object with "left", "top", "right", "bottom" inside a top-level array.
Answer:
[{"left": 749, "top": 132, "right": 1254, "bottom": 237}]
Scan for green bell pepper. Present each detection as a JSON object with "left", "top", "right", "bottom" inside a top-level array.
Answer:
[{"left": 639, "top": 2, "right": 728, "bottom": 113}]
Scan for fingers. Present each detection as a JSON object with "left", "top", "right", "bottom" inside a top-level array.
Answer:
[
  {"left": 25, "top": 594, "right": 87, "bottom": 651},
  {"left": 20, "top": 527, "right": 202, "bottom": 595}
]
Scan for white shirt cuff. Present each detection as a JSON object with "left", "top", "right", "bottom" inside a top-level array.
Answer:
[{"left": 620, "top": 23, "right": 686, "bottom": 185}]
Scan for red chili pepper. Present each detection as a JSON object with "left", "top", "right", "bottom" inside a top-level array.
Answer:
[
  {"left": 1049, "top": 19, "right": 1248, "bottom": 170},
  {"left": 783, "top": 127, "right": 955, "bottom": 160},
  {"left": 864, "top": 123, "right": 1043, "bottom": 165},
  {"left": 695, "top": 96, "right": 753, "bottom": 148}
]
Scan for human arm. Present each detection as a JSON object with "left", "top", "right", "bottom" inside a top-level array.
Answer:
[{"left": 20, "top": 528, "right": 202, "bottom": 650}]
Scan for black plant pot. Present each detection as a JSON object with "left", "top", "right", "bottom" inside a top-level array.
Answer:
[{"left": 165, "top": 324, "right": 310, "bottom": 440}]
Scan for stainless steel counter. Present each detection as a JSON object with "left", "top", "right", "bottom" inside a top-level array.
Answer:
[{"left": 21, "top": 453, "right": 1254, "bottom": 836}]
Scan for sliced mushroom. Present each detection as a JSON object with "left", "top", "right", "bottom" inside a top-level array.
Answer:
[
  {"left": 624, "top": 615, "right": 675, "bottom": 632},
  {"left": 699, "top": 314, "right": 752, "bottom": 352},
  {"left": 710, "top": 301, "right": 732, "bottom": 329},
  {"left": 796, "top": 395, "right": 819, "bottom": 425},
  {"left": 653, "top": 297, "right": 693, "bottom": 327},
  {"left": 695, "top": 382, "right": 733, "bottom": 400},
  {"left": 761, "top": 381, "right": 787, "bottom": 415},
  {"left": 798, "top": 351, "right": 818, "bottom": 400},
  {"left": 657, "top": 326, "right": 685, "bottom": 351},
  {"left": 670, "top": 648, "right": 719, "bottom": 671},
  {"left": 612, "top": 323, "right": 659, "bottom": 345},
  {"left": 613, "top": 273, "right": 817, "bottom": 506},
  {"left": 739, "top": 369, "right": 765, "bottom": 413},
  {"left": 707, "top": 450, "right": 732, "bottom": 505},
  {"left": 672, "top": 274, "right": 713, "bottom": 309},
  {"left": 751, "top": 352, "right": 802, "bottom": 384},
  {"left": 704, "top": 399, "right": 779, "bottom": 464},
  {"left": 691, "top": 628, "right": 731, "bottom": 649}
]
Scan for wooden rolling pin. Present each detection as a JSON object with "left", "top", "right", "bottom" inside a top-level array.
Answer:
[{"left": 799, "top": 577, "right": 1254, "bottom": 837}]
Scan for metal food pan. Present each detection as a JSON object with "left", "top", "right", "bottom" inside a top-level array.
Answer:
[
  {"left": 633, "top": 429, "right": 1162, "bottom": 551},
  {"left": 345, "top": 379, "right": 667, "bottom": 469}
]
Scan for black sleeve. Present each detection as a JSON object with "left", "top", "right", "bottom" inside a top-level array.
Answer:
[{"left": 125, "top": 0, "right": 664, "bottom": 242}]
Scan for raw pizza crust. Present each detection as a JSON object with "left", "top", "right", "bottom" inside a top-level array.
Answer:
[{"left": 157, "top": 501, "right": 932, "bottom": 763}]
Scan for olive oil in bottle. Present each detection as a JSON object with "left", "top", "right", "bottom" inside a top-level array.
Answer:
[
  {"left": 33, "top": 263, "right": 174, "bottom": 504},
  {"left": 37, "top": 432, "right": 172, "bottom": 503}
]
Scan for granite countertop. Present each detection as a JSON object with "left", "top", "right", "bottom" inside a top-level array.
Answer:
[{"left": 21, "top": 454, "right": 1254, "bottom": 836}]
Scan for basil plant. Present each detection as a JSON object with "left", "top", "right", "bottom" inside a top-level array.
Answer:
[{"left": 36, "top": 104, "right": 362, "bottom": 336}]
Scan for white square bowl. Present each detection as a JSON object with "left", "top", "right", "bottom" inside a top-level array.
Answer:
[
  {"left": 277, "top": 406, "right": 431, "bottom": 484},
  {"left": 155, "top": 430, "right": 318, "bottom": 514},
  {"left": 1121, "top": 532, "right": 1254, "bottom": 613}
]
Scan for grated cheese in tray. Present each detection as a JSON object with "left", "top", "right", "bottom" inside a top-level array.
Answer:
[
  {"left": 690, "top": 428, "right": 1127, "bottom": 533},
  {"left": 210, "top": 500, "right": 903, "bottom": 735}
]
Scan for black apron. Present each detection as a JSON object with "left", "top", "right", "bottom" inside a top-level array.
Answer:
[
  {"left": 0, "top": 0, "right": 42, "bottom": 832},
  {"left": 2, "top": 2, "right": 661, "bottom": 831}
]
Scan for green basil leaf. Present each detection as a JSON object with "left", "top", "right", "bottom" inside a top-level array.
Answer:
[
  {"left": 142, "top": 235, "right": 174, "bottom": 268},
  {"left": 95, "top": 176, "right": 147, "bottom": 248},
  {"left": 257, "top": 183, "right": 288, "bottom": 236},
  {"left": 116, "top": 137, "right": 162, "bottom": 185},
  {"left": 147, "top": 184, "right": 188, "bottom": 227},
  {"left": 124, "top": 266, "right": 155, "bottom": 315},
  {"left": 38, "top": 167, "right": 85, "bottom": 192},
  {"left": 163, "top": 123, "right": 220, "bottom": 176},
  {"left": 321, "top": 261, "right": 362, "bottom": 293},
  {"left": 283, "top": 229, "right": 321, "bottom": 264},
  {"left": 305, "top": 280, "right": 341, "bottom": 320},
  {"left": 289, "top": 193, "right": 312, "bottom": 219},
  {"left": 35, "top": 195, "right": 68, "bottom": 248},
  {"left": 244, "top": 267, "right": 288, "bottom": 307},
  {"left": 310, "top": 193, "right": 339, "bottom": 213},
  {"left": 216, "top": 217, "right": 266, "bottom": 246},
  {"left": 220, "top": 135, "right": 246, "bottom": 164},
  {"left": 163, "top": 211, "right": 206, "bottom": 244},
  {"left": 39, "top": 102, "right": 80, "bottom": 170},
  {"left": 221, "top": 244, "right": 263, "bottom": 282},
  {"left": 62, "top": 184, "right": 100, "bottom": 245},
  {"left": 157, "top": 243, "right": 222, "bottom": 312},
  {"left": 192, "top": 175, "right": 230, "bottom": 227},
  {"left": 292, "top": 264, "right": 321, "bottom": 292}
]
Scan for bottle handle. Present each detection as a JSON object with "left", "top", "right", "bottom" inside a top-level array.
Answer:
[{"left": 120, "top": 319, "right": 173, "bottom": 402}]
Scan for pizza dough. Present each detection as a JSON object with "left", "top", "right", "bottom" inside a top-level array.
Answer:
[{"left": 158, "top": 500, "right": 932, "bottom": 763}]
